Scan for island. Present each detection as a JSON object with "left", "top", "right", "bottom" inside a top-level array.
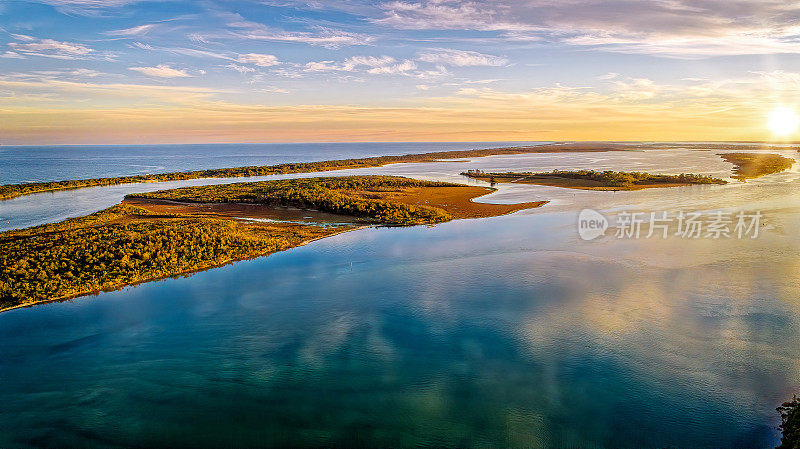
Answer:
[
  {"left": 717, "top": 152, "right": 795, "bottom": 181},
  {"left": 460, "top": 169, "right": 727, "bottom": 190},
  {"left": 0, "top": 175, "right": 546, "bottom": 312}
]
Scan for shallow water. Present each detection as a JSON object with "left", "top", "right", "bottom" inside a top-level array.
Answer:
[{"left": 1, "top": 143, "right": 799, "bottom": 448}]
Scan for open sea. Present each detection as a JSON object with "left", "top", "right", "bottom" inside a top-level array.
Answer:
[
  {"left": 0, "top": 142, "right": 544, "bottom": 185},
  {"left": 1, "top": 142, "right": 799, "bottom": 448}
]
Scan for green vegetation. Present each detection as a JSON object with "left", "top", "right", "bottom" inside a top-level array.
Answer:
[
  {"left": 778, "top": 395, "right": 800, "bottom": 449},
  {"left": 718, "top": 152, "right": 795, "bottom": 181},
  {"left": 0, "top": 143, "right": 624, "bottom": 200},
  {"left": 129, "top": 176, "right": 457, "bottom": 226},
  {"left": 0, "top": 176, "right": 470, "bottom": 310},
  {"left": 461, "top": 169, "right": 727, "bottom": 189},
  {"left": 0, "top": 210, "right": 335, "bottom": 310}
]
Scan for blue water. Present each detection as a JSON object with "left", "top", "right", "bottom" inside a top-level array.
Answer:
[
  {"left": 1, "top": 143, "right": 799, "bottom": 448},
  {"left": 0, "top": 142, "right": 543, "bottom": 185}
]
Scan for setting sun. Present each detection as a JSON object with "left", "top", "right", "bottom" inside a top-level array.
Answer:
[{"left": 768, "top": 106, "right": 800, "bottom": 136}]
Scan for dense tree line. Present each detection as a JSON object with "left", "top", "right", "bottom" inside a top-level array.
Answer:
[
  {"left": 0, "top": 176, "right": 463, "bottom": 309},
  {"left": 0, "top": 143, "right": 627, "bottom": 200},
  {"left": 0, "top": 215, "right": 334, "bottom": 309},
  {"left": 462, "top": 169, "right": 727, "bottom": 188},
  {"left": 129, "top": 176, "right": 457, "bottom": 226}
]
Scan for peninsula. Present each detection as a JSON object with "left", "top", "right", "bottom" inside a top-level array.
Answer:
[
  {"left": 460, "top": 169, "right": 727, "bottom": 190},
  {"left": 0, "top": 176, "right": 545, "bottom": 312},
  {"left": 717, "top": 152, "right": 795, "bottom": 181}
]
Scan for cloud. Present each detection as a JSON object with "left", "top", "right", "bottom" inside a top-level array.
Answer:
[
  {"left": 188, "top": 33, "right": 210, "bottom": 44},
  {"left": 33, "top": 0, "right": 154, "bottom": 15},
  {"left": 304, "top": 55, "right": 397, "bottom": 72},
  {"left": 303, "top": 60, "right": 339, "bottom": 72},
  {"left": 237, "top": 53, "right": 280, "bottom": 67},
  {"left": 367, "top": 59, "right": 417, "bottom": 74},
  {"left": 70, "top": 68, "right": 104, "bottom": 77},
  {"left": 258, "top": 86, "right": 291, "bottom": 94},
  {"left": 129, "top": 64, "right": 192, "bottom": 78},
  {"left": 106, "top": 24, "right": 156, "bottom": 36},
  {"left": 225, "top": 63, "right": 256, "bottom": 74},
  {"left": 8, "top": 35, "right": 94, "bottom": 59},
  {"left": 130, "top": 42, "right": 282, "bottom": 72},
  {"left": 344, "top": 55, "right": 397, "bottom": 70},
  {"left": 302, "top": 55, "right": 434, "bottom": 78},
  {"left": 374, "top": 1, "right": 530, "bottom": 31},
  {"left": 417, "top": 48, "right": 507, "bottom": 66},
  {"left": 0, "top": 77, "right": 226, "bottom": 110},
  {"left": 223, "top": 13, "right": 374, "bottom": 48},
  {"left": 611, "top": 77, "right": 659, "bottom": 100},
  {"left": 373, "top": 0, "right": 800, "bottom": 57},
  {"left": 412, "top": 65, "right": 450, "bottom": 79},
  {"left": 35, "top": 0, "right": 146, "bottom": 6},
  {"left": 0, "top": 51, "right": 25, "bottom": 59}
]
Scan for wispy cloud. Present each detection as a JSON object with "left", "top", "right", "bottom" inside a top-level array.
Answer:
[
  {"left": 33, "top": 0, "right": 154, "bottom": 15},
  {"left": 367, "top": 59, "right": 417, "bottom": 75},
  {"left": 374, "top": 1, "right": 530, "bottom": 31},
  {"left": 237, "top": 53, "right": 280, "bottom": 67},
  {"left": 417, "top": 48, "right": 507, "bottom": 66},
  {"left": 374, "top": 0, "right": 800, "bottom": 57},
  {"left": 224, "top": 63, "right": 255, "bottom": 74},
  {"left": 8, "top": 34, "right": 95, "bottom": 59},
  {"left": 301, "top": 54, "right": 447, "bottom": 79},
  {"left": 129, "top": 64, "right": 192, "bottom": 78},
  {"left": 304, "top": 55, "right": 400, "bottom": 72},
  {"left": 222, "top": 13, "right": 374, "bottom": 48},
  {"left": 106, "top": 24, "right": 157, "bottom": 36},
  {"left": 130, "top": 43, "right": 281, "bottom": 72},
  {"left": 0, "top": 51, "right": 25, "bottom": 59}
]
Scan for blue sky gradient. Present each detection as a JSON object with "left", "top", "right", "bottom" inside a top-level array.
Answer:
[{"left": 2, "top": 0, "right": 800, "bottom": 143}]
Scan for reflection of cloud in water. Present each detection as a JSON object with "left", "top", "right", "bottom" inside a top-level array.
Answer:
[{"left": 2, "top": 143, "right": 800, "bottom": 447}]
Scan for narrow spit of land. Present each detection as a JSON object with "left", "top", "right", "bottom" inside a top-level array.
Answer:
[
  {"left": 717, "top": 153, "right": 795, "bottom": 181},
  {"left": 461, "top": 169, "right": 727, "bottom": 191},
  {"left": 0, "top": 176, "right": 545, "bottom": 312},
  {"left": 0, "top": 142, "right": 634, "bottom": 200}
]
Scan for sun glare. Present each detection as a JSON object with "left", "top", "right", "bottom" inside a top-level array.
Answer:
[{"left": 768, "top": 106, "right": 800, "bottom": 137}]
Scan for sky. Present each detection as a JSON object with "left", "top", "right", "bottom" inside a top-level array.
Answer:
[{"left": 1, "top": 0, "right": 800, "bottom": 144}]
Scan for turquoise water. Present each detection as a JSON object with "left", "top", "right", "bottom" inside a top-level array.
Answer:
[{"left": 1, "top": 144, "right": 799, "bottom": 447}]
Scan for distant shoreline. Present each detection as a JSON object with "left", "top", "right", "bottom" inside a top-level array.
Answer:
[
  {"left": 0, "top": 142, "right": 638, "bottom": 200},
  {"left": 4, "top": 142, "right": 797, "bottom": 201}
]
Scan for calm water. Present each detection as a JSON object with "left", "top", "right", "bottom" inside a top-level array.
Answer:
[
  {"left": 1, "top": 143, "right": 799, "bottom": 448},
  {"left": 0, "top": 142, "right": 542, "bottom": 185}
]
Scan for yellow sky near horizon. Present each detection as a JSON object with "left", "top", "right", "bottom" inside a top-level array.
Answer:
[
  {"left": 0, "top": 101, "right": 794, "bottom": 145},
  {"left": 1, "top": 70, "right": 798, "bottom": 144}
]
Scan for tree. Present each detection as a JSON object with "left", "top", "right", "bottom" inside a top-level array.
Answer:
[{"left": 778, "top": 395, "right": 800, "bottom": 449}]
